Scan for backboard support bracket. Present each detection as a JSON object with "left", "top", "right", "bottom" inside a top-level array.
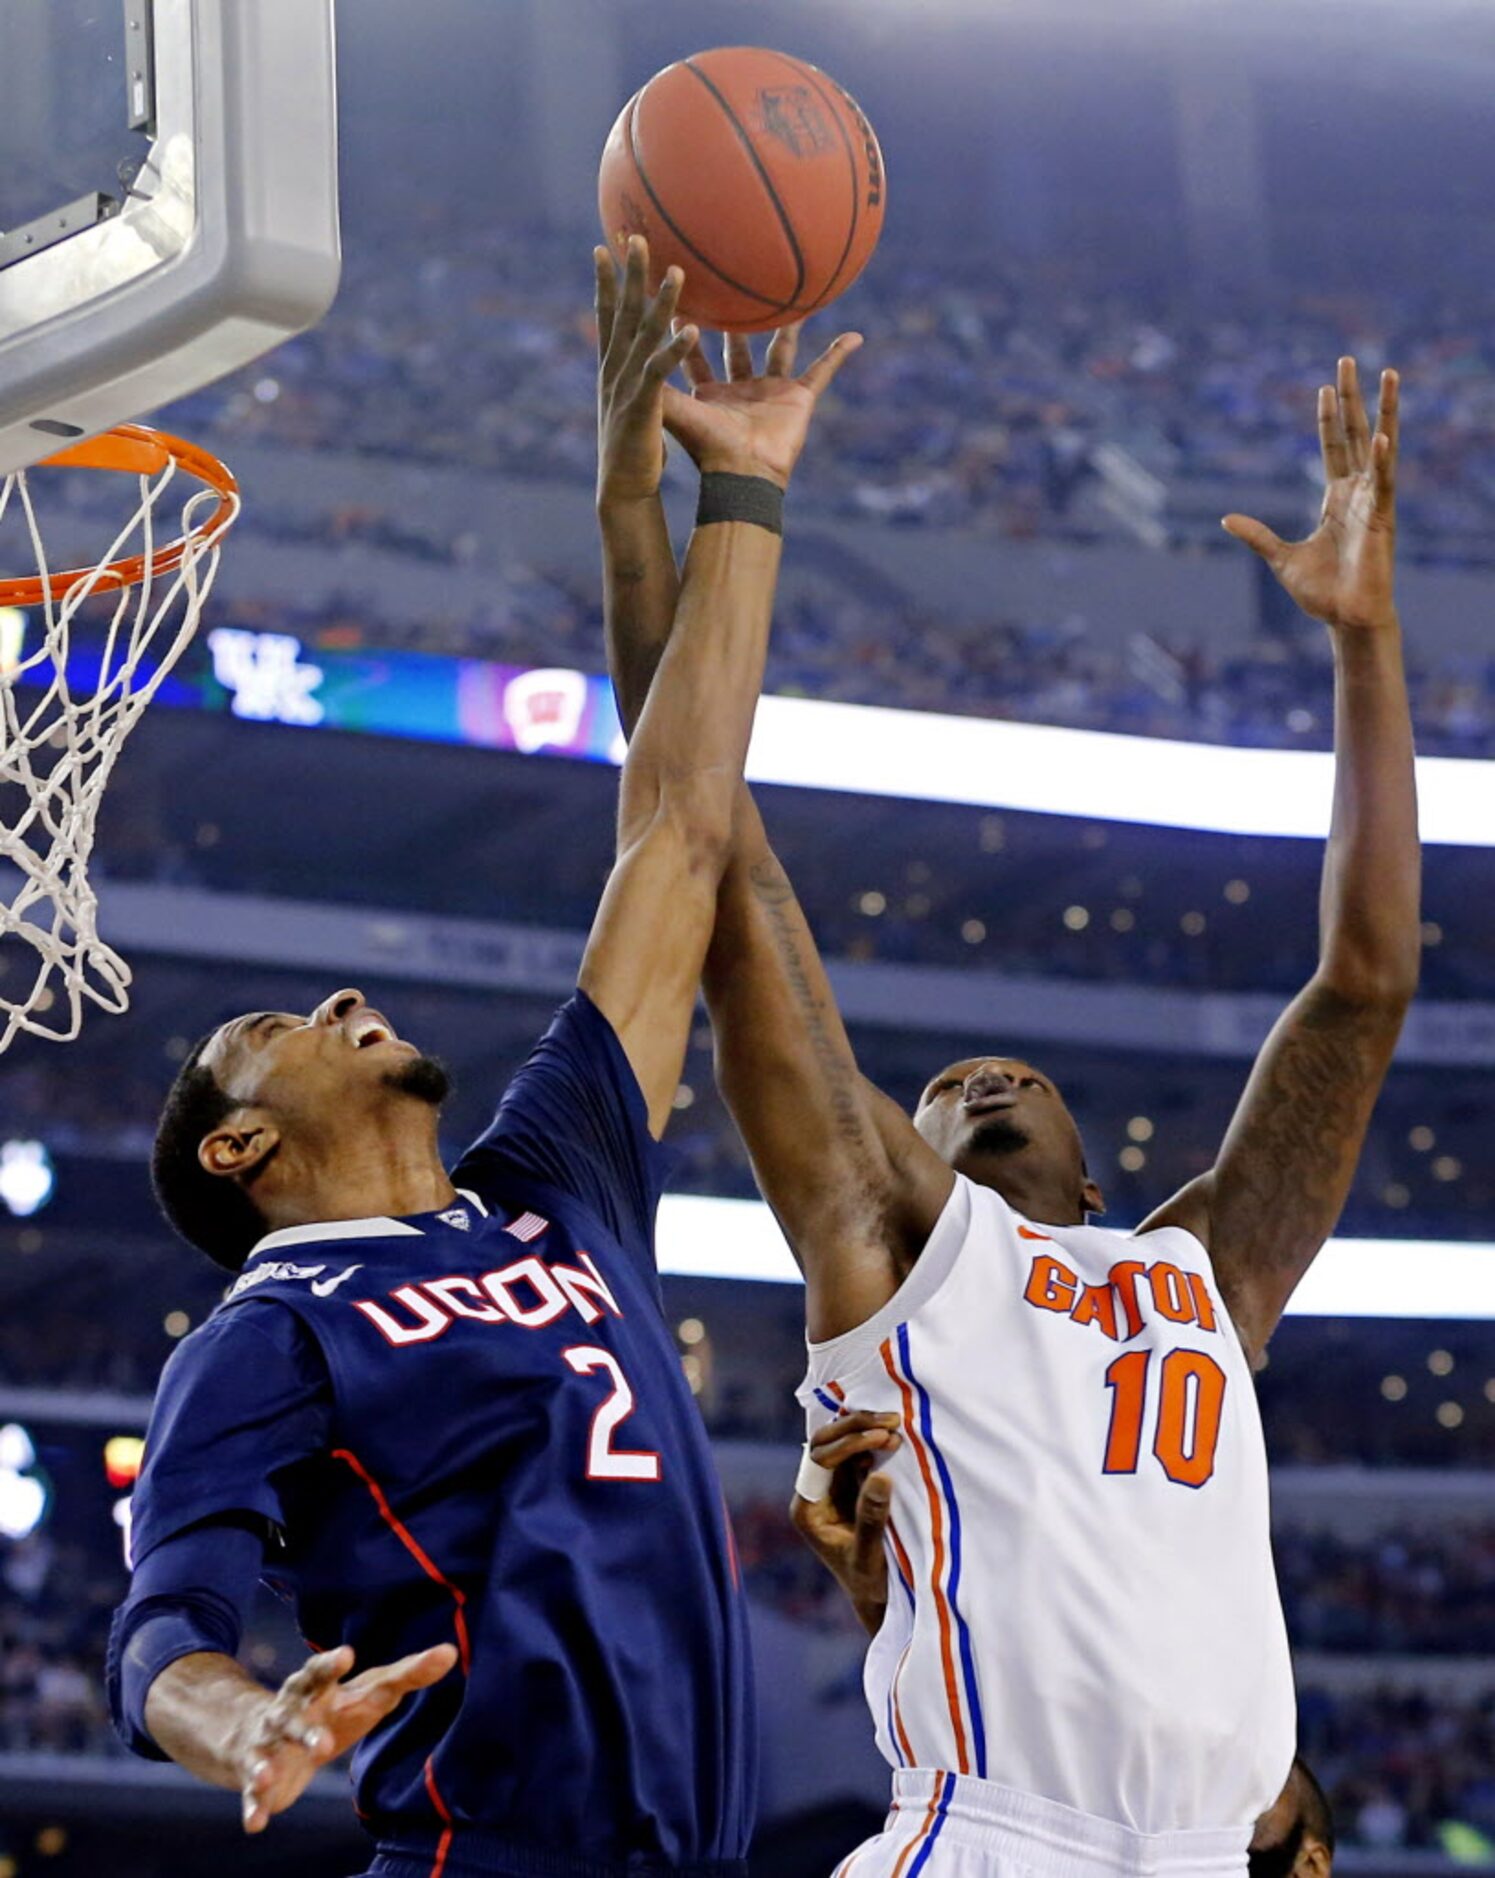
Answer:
[
  {"left": 0, "top": 195, "right": 118, "bottom": 273},
  {"left": 124, "top": 0, "right": 158, "bottom": 133}
]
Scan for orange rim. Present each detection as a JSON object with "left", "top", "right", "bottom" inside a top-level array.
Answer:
[{"left": 0, "top": 423, "right": 240, "bottom": 606}]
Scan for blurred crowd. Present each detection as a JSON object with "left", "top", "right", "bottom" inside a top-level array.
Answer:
[
  {"left": 1300, "top": 1685, "right": 1495, "bottom": 1857},
  {"left": 114, "top": 210, "right": 1489, "bottom": 760},
  {"left": 5, "top": 1507, "right": 1493, "bottom": 1854},
  {"left": 0, "top": 1537, "right": 112, "bottom": 1758},
  {"left": 169, "top": 217, "right": 1495, "bottom": 563},
  {"left": 1277, "top": 1524, "right": 1495, "bottom": 1654}
]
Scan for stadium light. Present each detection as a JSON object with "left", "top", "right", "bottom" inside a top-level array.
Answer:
[
  {"left": 744, "top": 696, "right": 1495, "bottom": 847},
  {"left": 655, "top": 1194, "right": 1495, "bottom": 1320},
  {"left": 103, "top": 1434, "right": 146, "bottom": 1491},
  {"left": 0, "top": 1140, "right": 54, "bottom": 1217},
  {"left": 0, "top": 1424, "right": 48, "bottom": 1541}
]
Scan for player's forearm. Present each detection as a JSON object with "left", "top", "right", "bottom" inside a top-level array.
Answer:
[
  {"left": 144, "top": 1651, "right": 271, "bottom": 1790},
  {"left": 703, "top": 796, "right": 871, "bottom": 1200},
  {"left": 602, "top": 507, "right": 867, "bottom": 1170},
  {"left": 617, "top": 516, "right": 781, "bottom": 849},
  {"left": 1317, "top": 619, "right": 1421, "bottom": 1006},
  {"left": 701, "top": 794, "right": 943, "bottom": 1336},
  {"left": 599, "top": 493, "right": 679, "bottom": 738}
]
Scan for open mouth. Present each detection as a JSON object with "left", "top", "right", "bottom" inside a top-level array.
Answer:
[{"left": 348, "top": 1011, "right": 398, "bottom": 1049}]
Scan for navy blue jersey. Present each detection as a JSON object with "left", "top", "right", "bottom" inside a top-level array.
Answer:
[{"left": 123, "top": 993, "right": 755, "bottom": 1875}]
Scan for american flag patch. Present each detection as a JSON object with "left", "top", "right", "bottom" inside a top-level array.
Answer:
[{"left": 504, "top": 1211, "right": 548, "bottom": 1242}]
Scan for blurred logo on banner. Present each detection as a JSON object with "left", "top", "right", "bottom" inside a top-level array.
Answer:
[
  {"left": 502, "top": 666, "right": 589, "bottom": 754},
  {"left": 207, "top": 629, "right": 326, "bottom": 725}
]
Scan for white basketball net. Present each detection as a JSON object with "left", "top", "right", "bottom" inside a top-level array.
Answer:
[{"left": 0, "top": 452, "right": 240, "bottom": 1051}]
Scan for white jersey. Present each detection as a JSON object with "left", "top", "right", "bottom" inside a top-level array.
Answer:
[{"left": 799, "top": 1175, "right": 1295, "bottom": 1838}]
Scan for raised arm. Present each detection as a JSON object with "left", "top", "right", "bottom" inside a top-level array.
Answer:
[
  {"left": 595, "top": 313, "right": 952, "bottom": 1340},
  {"left": 579, "top": 239, "right": 791, "bottom": 1136},
  {"left": 1145, "top": 360, "right": 1419, "bottom": 1360}
]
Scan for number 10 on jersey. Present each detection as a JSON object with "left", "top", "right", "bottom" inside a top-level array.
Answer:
[{"left": 1103, "top": 1348, "right": 1226, "bottom": 1489}]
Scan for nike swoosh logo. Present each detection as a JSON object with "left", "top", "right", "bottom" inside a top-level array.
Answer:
[{"left": 310, "top": 1264, "right": 364, "bottom": 1298}]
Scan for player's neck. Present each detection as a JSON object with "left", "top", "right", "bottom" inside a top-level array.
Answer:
[
  {"left": 969, "top": 1163, "right": 1086, "bottom": 1228},
  {"left": 258, "top": 1118, "right": 457, "bottom": 1232}
]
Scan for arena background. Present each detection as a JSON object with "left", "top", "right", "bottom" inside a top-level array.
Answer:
[{"left": 2, "top": 0, "right": 1495, "bottom": 1872}]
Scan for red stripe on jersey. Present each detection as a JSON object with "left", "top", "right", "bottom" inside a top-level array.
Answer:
[
  {"left": 333, "top": 1447, "right": 472, "bottom": 1673},
  {"left": 424, "top": 1755, "right": 454, "bottom": 1878}
]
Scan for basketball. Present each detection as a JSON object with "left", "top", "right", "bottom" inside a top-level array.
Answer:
[{"left": 598, "top": 47, "right": 886, "bottom": 335}]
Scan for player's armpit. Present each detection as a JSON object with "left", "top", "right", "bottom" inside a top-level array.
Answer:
[
  {"left": 1145, "top": 975, "right": 1407, "bottom": 1360},
  {"left": 704, "top": 799, "right": 954, "bottom": 1340}
]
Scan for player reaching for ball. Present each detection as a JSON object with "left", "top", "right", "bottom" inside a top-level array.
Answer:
[
  {"left": 599, "top": 349, "right": 1416, "bottom": 1876},
  {"left": 105, "top": 240, "right": 856, "bottom": 1878}
]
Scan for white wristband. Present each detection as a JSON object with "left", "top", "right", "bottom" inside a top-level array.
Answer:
[{"left": 794, "top": 1443, "right": 836, "bottom": 1504}]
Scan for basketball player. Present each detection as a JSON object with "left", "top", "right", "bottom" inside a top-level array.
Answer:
[
  {"left": 599, "top": 342, "right": 1414, "bottom": 1874},
  {"left": 793, "top": 1416, "right": 1336, "bottom": 1878},
  {"left": 105, "top": 238, "right": 860, "bottom": 1877}
]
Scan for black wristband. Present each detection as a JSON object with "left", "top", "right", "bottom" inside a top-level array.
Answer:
[{"left": 695, "top": 472, "right": 785, "bottom": 536}]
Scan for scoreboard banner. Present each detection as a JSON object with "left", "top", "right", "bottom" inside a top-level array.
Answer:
[{"left": 6, "top": 611, "right": 1495, "bottom": 846}]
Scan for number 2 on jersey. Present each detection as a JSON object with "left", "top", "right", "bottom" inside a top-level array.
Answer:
[
  {"left": 1103, "top": 1348, "right": 1225, "bottom": 1488},
  {"left": 562, "top": 1345, "right": 661, "bottom": 1481}
]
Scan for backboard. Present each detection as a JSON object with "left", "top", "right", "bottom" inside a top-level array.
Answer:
[{"left": 0, "top": 0, "right": 341, "bottom": 476}]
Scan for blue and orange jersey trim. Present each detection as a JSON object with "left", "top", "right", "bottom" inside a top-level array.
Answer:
[
  {"left": 887, "top": 1512, "right": 917, "bottom": 1611},
  {"left": 881, "top": 1328, "right": 987, "bottom": 1779},
  {"left": 892, "top": 1771, "right": 957, "bottom": 1877},
  {"left": 887, "top": 1636, "right": 917, "bottom": 1767}
]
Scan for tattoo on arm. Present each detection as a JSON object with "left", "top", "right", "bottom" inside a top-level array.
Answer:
[
  {"left": 1214, "top": 985, "right": 1399, "bottom": 1282},
  {"left": 747, "top": 859, "right": 871, "bottom": 1154}
]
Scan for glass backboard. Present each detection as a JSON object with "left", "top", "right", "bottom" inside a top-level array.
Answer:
[{"left": 0, "top": 0, "right": 341, "bottom": 476}]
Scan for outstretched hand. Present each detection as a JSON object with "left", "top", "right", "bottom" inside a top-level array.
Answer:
[
  {"left": 665, "top": 322, "right": 863, "bottom": 491},
  {"left": 789, "top": 1411, "right": 901, "bottom": 1638},
  {"left": 595, "top": 237, "right": 703, "bottom": 506},
  {"left": 1223, "top": 357, "right": 1399, "bottom": 633},
  {"left": 235, "top": 1643, "right": 456, "bottom": 1833}
]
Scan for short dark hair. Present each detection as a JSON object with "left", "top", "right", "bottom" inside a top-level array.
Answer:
[
  {"left": 1295, "top": 1755, "right": 1336, "bottom": 1854},
  {"left": 151, "top": 1033, "right": 268, "bottom": 1273}
]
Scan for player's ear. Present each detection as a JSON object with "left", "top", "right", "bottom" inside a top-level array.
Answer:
[
  {"left": 1298, "top": 1840, "right": 1332, "bottom": 1878},
  {"left": 199, "top": 1112, "right": 280, "bottom": 1182},
  {"left": 1082, "top": 1176, "right": 1105, "bottom": 1218}
]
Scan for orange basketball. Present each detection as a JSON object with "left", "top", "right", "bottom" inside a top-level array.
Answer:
[{"left": 598, "top": 47, "right": 886, "bottom": 335}]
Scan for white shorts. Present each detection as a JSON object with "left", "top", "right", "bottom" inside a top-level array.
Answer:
[{"left": 832, "top": 1773, "right": 1251, "bottom": 1878}]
